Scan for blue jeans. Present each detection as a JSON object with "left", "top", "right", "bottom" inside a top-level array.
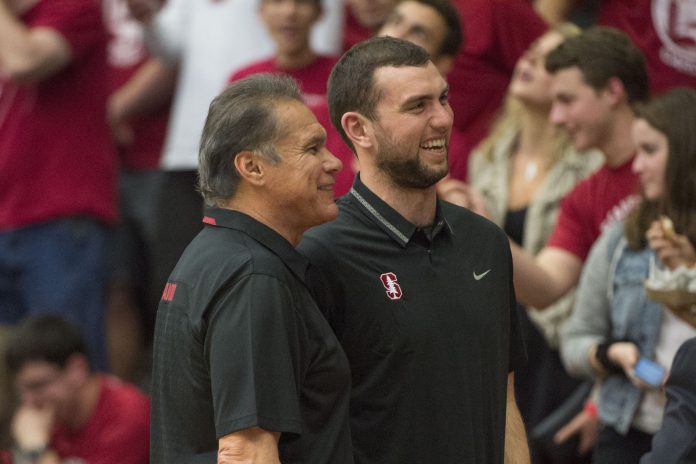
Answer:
[{"left": 0, "top": 217, "right": 110, "bottom": 370}]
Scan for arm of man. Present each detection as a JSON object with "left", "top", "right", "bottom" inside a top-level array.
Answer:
[
  {"left": 504, "top": 373, "right": 530, "bottom": 464},
  {"left": 534, "top": 0, "right": 579, "bottom": 24},
  {"left": 511, "top": 242, "right": 583, "bottom": 310},
  {"left": 0, "top": 0, "right": 71, "bottom": 83},
  {"left": 109, "top": 58, "right": 176, "bottom": 121},
  {"left": 108, "top": 58, "right": 177, "bottom": 146},
  {"left": 218, "top": 427, "right": 281, "bottom": 464}
]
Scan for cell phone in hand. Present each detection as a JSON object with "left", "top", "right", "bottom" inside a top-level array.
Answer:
[{"left": 633, "top": 357, "right": 666, "bottom": 389}]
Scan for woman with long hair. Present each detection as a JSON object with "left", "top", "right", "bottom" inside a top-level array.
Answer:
[{"left": 561, "top": 87, "right": 696, "bottom": 463}]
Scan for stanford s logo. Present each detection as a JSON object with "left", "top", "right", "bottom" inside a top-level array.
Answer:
[{"left": 380, "top": 272, "right": 403, "bottom": 300}]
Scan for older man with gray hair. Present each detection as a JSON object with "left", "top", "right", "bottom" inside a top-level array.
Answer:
[{"left": 149, "top": 73, "right": 351, "bottom": 464}]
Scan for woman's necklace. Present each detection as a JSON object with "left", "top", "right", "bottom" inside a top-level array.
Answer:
[{"left": 523, "top": 160, "right": 539, "bottom": 181}]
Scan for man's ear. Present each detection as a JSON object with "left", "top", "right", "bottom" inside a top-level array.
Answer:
[
  {"left": 341, "top": 112, "right": 374, "bottom": 151},
  {"left": 65, "top": 353, "right": 90, "bottom": 383},
  {"left": 604, "top": 76, "right": 627, "bottom": 107},
  {"left": 234, "top": 150, "right": 266, "bottom": 186}
]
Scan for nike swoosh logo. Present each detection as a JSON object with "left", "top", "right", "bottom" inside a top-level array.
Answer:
[{"left": 473, "top": 269, "right": 491, "bottom": 280}]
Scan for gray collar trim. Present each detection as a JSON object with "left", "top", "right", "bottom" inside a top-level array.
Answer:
[{"left": 349, "top": 187, "right": 410, "bottom": 245}]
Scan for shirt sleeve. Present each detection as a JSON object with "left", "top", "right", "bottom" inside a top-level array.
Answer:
[
  {"left": 30, "top": 0, "right": 104, "bottom": 61},
  {"left": 559, "top": 226, "right": 616, "bottom": 379},
  {"left": 205, "top": 273, "right": 303, "bottom": 438},
  {"left": 547, "top": 179, "right": 594, "bottom": 261}
]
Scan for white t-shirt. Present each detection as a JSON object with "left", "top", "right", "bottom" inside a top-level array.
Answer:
[{"left": 148, "top": 0, "right": 344, "bottom": 170}]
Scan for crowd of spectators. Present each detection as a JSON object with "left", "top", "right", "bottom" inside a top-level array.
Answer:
[{"left": 1, "top": 0, "right": 695, "bottom": 462}]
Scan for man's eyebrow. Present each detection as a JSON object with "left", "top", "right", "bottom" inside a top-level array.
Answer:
[
  {"left": 302, "top": 130, "right": 327, "bottom": 147},
  {"left": 410, "top": 24, "right": 429, "bottom": 36},
  {"left": 400, "top": 93, "right": 430, "bottom": 108}
]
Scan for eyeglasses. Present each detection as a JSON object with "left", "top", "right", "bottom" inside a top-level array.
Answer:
[{"left": 16, "top": 370, "right": 62, "bottom": 395}]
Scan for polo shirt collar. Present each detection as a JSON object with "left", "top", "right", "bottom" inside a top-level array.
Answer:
[
  {"left": 202, "top": 207, "right": 310, "bottom": 283},
  {"left": 349, "top": 174, "right": 453, "bottom": 248}
]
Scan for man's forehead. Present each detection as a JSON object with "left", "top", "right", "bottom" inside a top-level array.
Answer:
[
  {"left": 17, "top": 360, "right": 60, "bottom": 379},
  {"left": 373, "top": 63, "right": 446, "bottom": 97},
  {"left": 551, "top": 66, "right": 589, "bottom": 91},
  {"left": 272, "top": 100, "right": 325, "bottom": 145}
]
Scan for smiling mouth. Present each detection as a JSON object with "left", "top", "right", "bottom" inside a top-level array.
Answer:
[
  {"left": 420, "top": 138, "right": 447, "bottom": 151},
  {"left": 318, "top": 184, "right": 334, "bottom": 192}
]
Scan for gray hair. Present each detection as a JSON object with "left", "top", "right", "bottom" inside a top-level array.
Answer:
[{"left": 197, "top": 73, "right": 303, "bottom": 206}]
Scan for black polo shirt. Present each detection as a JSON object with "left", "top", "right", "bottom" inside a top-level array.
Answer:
[
  {"left": 150, "top": 208, "right": 353, "bottom": 464},
  {"left": 299, "top": 175, "right": 526, "bottom": 464}
]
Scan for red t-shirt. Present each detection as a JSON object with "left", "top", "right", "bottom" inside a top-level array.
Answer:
[
  {"left": 228, "top": 55, "right": 338, "bottom": 109},
  {"left": 51, "top": 375, "right": 150, "bottom": 464},
  {"left": 341, "top": 7, "right": 374, "bottom": 52},
  {"left": 597, "top": 0, "right": 696, "bottom": 94},
  {"left": 448, "top": 0, "right": 547, "bottom": 159},
  {"left": 103, "top": 0, "right": 169, "bottom": 171},
  {"left": 547, "top": 157, "right": 640, "bottom": 261},
  {"left": 0, "top": 0, "right": 117, "bottom": 229}
]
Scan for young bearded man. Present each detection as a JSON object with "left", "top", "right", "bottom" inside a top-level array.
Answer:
[{"left": 300, "top": 37, "right": 529, "bottom": 464}]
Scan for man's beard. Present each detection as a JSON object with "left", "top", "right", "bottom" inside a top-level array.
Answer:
[{"left": 375, "top": 132, "right": 448, "bottom": 189}]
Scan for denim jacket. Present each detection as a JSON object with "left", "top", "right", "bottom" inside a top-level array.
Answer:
[{"left": 561, "top": 221, "right": 662, "bottom": 434}]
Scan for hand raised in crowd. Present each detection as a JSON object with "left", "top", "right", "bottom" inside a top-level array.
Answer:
[
  {"left": 107, "top": 91, "right": 135, "bottom": 149},
  {"left": 646, "top": 220, "right": 696, "bottom": 270}
]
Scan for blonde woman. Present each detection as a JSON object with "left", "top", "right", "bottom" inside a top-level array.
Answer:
[{"left": 458, "top": 24, "right": 603, "bottom": 462}]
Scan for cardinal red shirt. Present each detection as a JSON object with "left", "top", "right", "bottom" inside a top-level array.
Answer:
[
  {"left": 548, "top": 157, "right": 640, "bottom": 261},
  {"left": 597, "top": 0, "right": 696, "bottom": 94},
  {"left": 52, "top": 375, "right": 150, "bottom": 464},
  {"left": 0, "top": 0, "right": 116, "bottom": 229},
  {"left": 447, "top": 0, "right": 547, "bottom": 159},
  {"left": 103, "top": 0, "right": 168, "bottom": 170}
]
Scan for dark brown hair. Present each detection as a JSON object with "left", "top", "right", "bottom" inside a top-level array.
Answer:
[
  {"left": 625, "top": 88, "right": 696, "bottom": 248},
  {"left": 546, "top": 26, "right": 649, "bottom": 104}
]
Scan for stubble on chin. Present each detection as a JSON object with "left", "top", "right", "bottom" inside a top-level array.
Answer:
[{"left": 375, "top": 151, "right": 448, "bottom": 189}]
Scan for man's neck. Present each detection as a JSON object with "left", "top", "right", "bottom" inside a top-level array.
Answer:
[
  {"left": 224, "top": 196, "right": 303, "bottom": 246},
  {"left": 66, "top": 374, "right": 101, "bottom": 431},
  {"left": 598, "top": 106, "right": 636, "bottom": 168},
  {"left": 360, "top": 170, "right": 438, "bottom": 227}
]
